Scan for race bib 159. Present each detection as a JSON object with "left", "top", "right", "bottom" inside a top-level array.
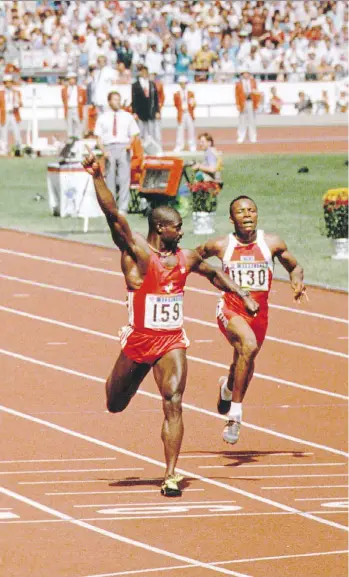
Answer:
[
  {"left": 144, "top": 294, "right": 184, "bottom": 330},
  {"left": 227, "top": 262, "right": 269, "bottom": 291}
]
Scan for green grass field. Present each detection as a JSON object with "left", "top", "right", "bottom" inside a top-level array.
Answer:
[{"left": 0, "top": 153, "right": 347, "bottom": 289}]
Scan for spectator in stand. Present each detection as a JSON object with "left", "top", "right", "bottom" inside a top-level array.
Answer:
[
  {"left": 173, "top": 75, "right": 196, "bottom": 152},
  {"left": 214, "top": 50, "right": 236, "bottom": 82},
  {"left": 193, "top": 40, "right": 217, "bottom": 82},
  {"left": 244, "top": 44, "right": 262, "bottom": 75},
  {"left": 288, "top": 62, "right": 305, "bottom": 82},
  {"left": 162, "top": 42, "right": 176, "bottom": 83},
  {"left": 175, "top": 43, "right": 192, "bottom": 82},
  {"left": 145, "top": 40, "right": 163, "bottom": 77},
  {"left": 269, "top": 86, "right": 283, "bottom": 114},
  {"left": 249, "top": 5, "right": 267, "bottom": 39},
  {"left": 235, "top": 70, "right": 260, "bottom": 144},
  {"left": 182, "top": 21, "right": 202, "bottom": 58},
  {"left": 61, "top": 72, "right": 86, "bottom": 139},
  {"left": 0, "top": 74, "right": 22, "bottom": 155},
  {"left": 116, "top": 40, "right": 133, "bottom": 70},
  {"left": 93, "top": 55, "right": 117, "bottom": 113},
  {"left": 295, "top": 91, "right": 313, "bottom": 114},
  {"left": 131, "top": 64, "right": 159, "bottom": 142},
  {"left": 116, "top": 62, "right": 132, "bottom": 84}
]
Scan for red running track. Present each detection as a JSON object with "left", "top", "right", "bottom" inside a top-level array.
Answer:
[{"left": 0, "top": 229, "right": 348, "bottom": 577}]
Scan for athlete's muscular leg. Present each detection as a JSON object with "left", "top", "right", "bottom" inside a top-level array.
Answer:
[
  {"left": 153, "top": 348, "right": 187, "bottom": 478},
  {"left": 225, "top": 316, "right": 260, "bottom": 402},
  {"left": 106, "top": 351, "right": 151, "bottom": 413}
]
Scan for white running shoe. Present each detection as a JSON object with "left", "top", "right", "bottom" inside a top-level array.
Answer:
[{"left": 223, "top": 420, "right": 241, "bottom": 445}]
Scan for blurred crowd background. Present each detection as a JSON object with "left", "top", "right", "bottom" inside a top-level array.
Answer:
[{"left": 0, "top": 0, "right": 348, "bottom": 84}]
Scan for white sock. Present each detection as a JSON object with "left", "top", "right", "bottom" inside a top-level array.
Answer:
[
  {"left": 228, "top": 402, "right": 242, "bottom": 423},
  {"left": 220, "top": 378, "right": 232, "bottom": 401}
]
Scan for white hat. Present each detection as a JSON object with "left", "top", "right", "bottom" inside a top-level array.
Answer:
[
  {"left": 178, "top": 75, "right": 188, "bottom": 84},
  {"left": 66, "top": 72, "right": 77, "bottom": 79},
  {"left": 3, "top": 74, "right": 13, "bottom": 82},
  {"left": 134, "top": 1, "right": 143, "bottom": 7}
]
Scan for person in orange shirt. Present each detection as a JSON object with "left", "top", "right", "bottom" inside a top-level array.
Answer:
[
  {"left": 0, "top": 74, "right": 22, "bottom": 155},
  {"left": 173, "top": 76, "right": 196, "bottom": 152},
  {"left": 62, "top": 72, "right": 87, "bottom": 139},
  {"left": 235, "top": 70, "right": 260, "bottom": 144}
]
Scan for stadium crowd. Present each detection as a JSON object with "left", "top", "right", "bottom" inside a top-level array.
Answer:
[{"left": 0, "top": 0, "right": 347, "bottom": 83}]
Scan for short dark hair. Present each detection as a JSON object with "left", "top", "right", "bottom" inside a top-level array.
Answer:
[
  {"left": 148, "top": 205, "right": 181, "bottom": 232},
  {"left": 108, "top": 90, "right": 121, "bottom": 102},
  {"left": 198, "top": 132, "right": 214, "bottom": 146},
  {"left": 229, "top": 195, "right": 257, "bottom": 215}
]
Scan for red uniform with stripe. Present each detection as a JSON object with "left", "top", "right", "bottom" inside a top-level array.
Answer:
[
  {"left": 216, "top": 230, "right": 273, "bottom": 346},
  {"left": 120, "top": 249, "right": 190, "bottom": 364}
]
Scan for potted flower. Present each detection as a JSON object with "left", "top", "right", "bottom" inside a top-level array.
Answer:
[
  {"left": 189, "top": 180, "right": 221, "bottom": 234},
  {"left": 323, "top": 188, "right": 348, "bottom": 259}
]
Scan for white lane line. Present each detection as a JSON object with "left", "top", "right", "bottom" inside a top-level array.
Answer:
[
  {"left": 0, "top": 248, "right": 347, "bottom": 324},
  {"left": 200, "top": 463, "right": 345, "bottom": 469},
  {"left": 74, "top": 500, "right": 235, "bottom": 509},
  {"left": 1, "top": 283, "right": 347, "bottom": 359},
  {"left": 0, "top": 302, "right": 346, "bottom": 401},
  {"left": 45, "top": 489, "right": 204, "bottom": 496},
  {"left": 229, "top": 474, "right": 347, "bottom": 480},
  {"left": 295, "top": 497, "right": 348, "bottom": 501},
  {"left": 0, "top": 468, "right": 143, "bottom": 476},
  {"left": 19, "top": 480, "right": 143, "bottom": 486},
  {"left": 0, "top": 348, "right": 347, "bottom": 458},
  {"left": 68, "top": 550, "right": 349, "bottom": 577},
  {"left": 0, "top": 457, "right": 117, "bottom": 464},
  {"left": 1, "top": 404, "right": 347, "bottom": 532},
  {"left": 262, "top": 485, "right": 349, "bottom": 490},
  {"left": 0, "top": 487, "right": 249, "bottom": 577}
]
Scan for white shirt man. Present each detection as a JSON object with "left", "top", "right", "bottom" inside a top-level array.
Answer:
[
  {"left": 145, "top": 44, "right": 163, "bottom": 76},
  {"left": 182, "top": 24, "right": 202, "bottom": 58},
  {"left": 95, "top": 91, "right": 140, "bottom": 213}
]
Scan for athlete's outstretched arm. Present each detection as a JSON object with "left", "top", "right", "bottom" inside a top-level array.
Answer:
[
  {"left": 274, "top": 239, "right": 305, "bottom": 302},
  {"left": 195, "top": 238, "right": 222, "bottom": 259},
  {"left": 190, "top": 254, "right": 259, "bottom": 315},
  {"left": 82, "top": 150, "right": 136, "bottom": 257}
]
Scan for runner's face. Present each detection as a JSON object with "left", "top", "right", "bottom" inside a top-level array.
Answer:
[
  {"left": 161, "top": 218, "right": 183, "bottom": 248},
  {"left": 230, "top": 199, "right": 258, "bottom": 235}
]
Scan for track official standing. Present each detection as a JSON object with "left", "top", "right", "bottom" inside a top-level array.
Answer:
[
  {"left": 235, "top": 71, "right": 260, "bottom": 144},
  {"left": 173, "top": 75, "right": 196, "bottom": 152},
  {"left": 62, "top": 72, "right": 86, "bottom": 139},
  {"left": 94, "top": 90, "right": 140, "bottom": 214},
  {"left": 0, "top": 74, "right": 22, "bottom": 154},
  {"left": 131, "top": 65, "right": 159, "bottom": 142}
]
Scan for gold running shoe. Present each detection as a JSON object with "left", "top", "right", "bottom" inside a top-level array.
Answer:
[{"left": 161, "top": 474, "right": 184, "bottom": 497}]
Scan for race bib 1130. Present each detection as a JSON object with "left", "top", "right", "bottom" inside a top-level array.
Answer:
[
  {"left": 227, "top": 262, "right": 269, "bottom": 291},
  {"left": 144, "top": 294, "right": 184, "bottom": 330}
]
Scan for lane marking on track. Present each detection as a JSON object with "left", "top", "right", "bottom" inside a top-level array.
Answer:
[
  {"left": 0, "top": 348, "right": 347, "bottom": 458},
  {"left": 199, "top": 462, "right": 345, "bottom": 469},
  {"left": 0, "top": 457, "right": 118, "bottom": 464},
  {"left": 65, "top": 549, "right": 349, "bottom": 577},
  {"left": 1, "top": 404, "right": 348, "bottom": 532},
  {"left": 0, "top": 488, "right": 251, "bottom": 577},
  {"left": 0, "top": 304, "right": 346, "bottom": 401},
  {"left": 262, "top": 485, "right": 349, "bottom": 490},
  {"left": 18, "top": 480, "right": 153, "bottom": 486},
  {"left": 321, "top": 501, "right": 349, "bottom": 509},
  {"left": 74, "top": 500, "right": 236, "bottom": 509},
  {"left": 0, "top": 248, "right": 347, "bottom": 324},
  {"left": 0, "top": 511, "right": 20, "bottom": 519},
  {"left": 96, "top": 504, "right": 242, "bottom": 516},
  {"left": 228, "top": 474, "right": 347, "bottom": 480},
  {"left": 0, "top": 468, "right": 143, "bottom": 476},
  {"left": 295, "top": 497, "right": 348, "bottom": 501},
  {"left": 44, "top": 489, "right": 204, "bottom": 496},
  {"left": 0, "top": 281, "right": 347, "bottom": 359}
]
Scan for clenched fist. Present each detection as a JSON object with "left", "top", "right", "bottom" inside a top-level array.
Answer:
[{"left": 82, "top": 147, "right": 102, "bottom": 177}]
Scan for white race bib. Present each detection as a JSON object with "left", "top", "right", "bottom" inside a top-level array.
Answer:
[
  {"left": 144, "top": 294, "right": 184, "bottom": 330},
  {"left": 227, "top": 262, "right": 269, "bottom": 291}
]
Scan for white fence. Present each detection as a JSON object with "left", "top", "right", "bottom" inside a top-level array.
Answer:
[{"left": 16, "top": 80, "right": 348, "bottom": 126}]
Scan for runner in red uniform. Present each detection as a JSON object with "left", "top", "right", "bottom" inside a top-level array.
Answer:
[
  {"left": 82, "top": 152, "right": 259, "bottom": 497},
  {"left": 197, "top": 196, "right": 305, "bottom": 445}
]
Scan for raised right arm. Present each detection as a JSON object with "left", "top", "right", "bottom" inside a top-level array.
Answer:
[{"left": 82, "top": 151, "right": 137, "bottom": 258}]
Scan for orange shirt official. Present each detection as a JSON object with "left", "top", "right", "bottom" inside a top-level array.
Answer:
[
  {"left": 0, "top": 88, "right": 22, "bottom": 125},
  {"left": 61, "top": 85, "right": 87, "bottom": 121},
  {"left": 235, "top": 79, "right": 260, "bottom": 112},
  {"left": 173, "top": 90, "right": 196, "bottom": 123}
]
